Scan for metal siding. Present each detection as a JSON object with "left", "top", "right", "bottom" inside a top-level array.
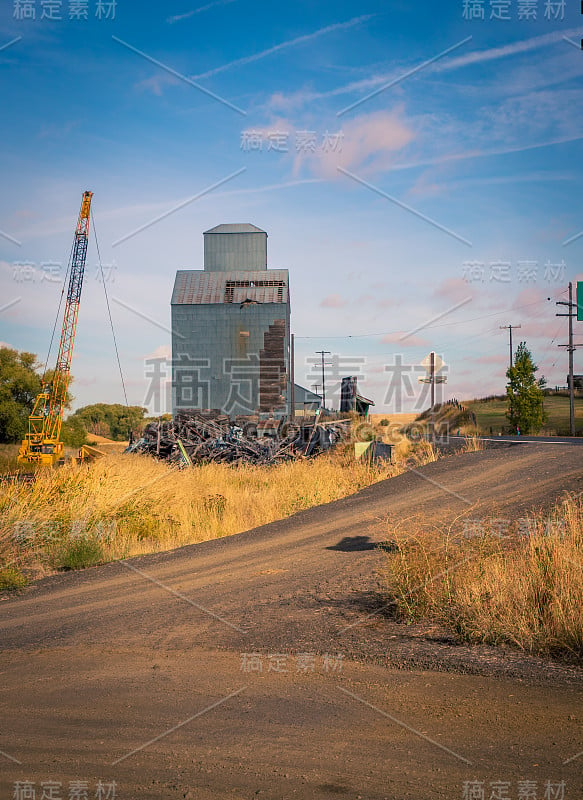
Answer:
[
  {"left": 171, "top": 300, "right": 290, "bottom": 417},
  {"left": 204, "top": 231, "right": 267, "bottom": 271},
  {"left": 172, "top": 270, "right": 288, "bottom": 305}
]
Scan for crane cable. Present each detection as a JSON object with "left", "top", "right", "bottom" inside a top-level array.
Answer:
[
  {"left": 41, "top": 238, "right": 75, "bottom": 384},
  {"left": 92, "top": 214, "right": 129, "bottom": 407}
]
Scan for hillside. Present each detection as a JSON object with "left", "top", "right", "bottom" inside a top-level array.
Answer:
[{"left": 467, "top": 393, "right": 583, "bottom": 436}]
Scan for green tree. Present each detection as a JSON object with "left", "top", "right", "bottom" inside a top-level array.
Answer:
[
  {"left": 69, "top": 403, "right": 147, "bottom": 441},
  {"left": 506, "top": 342, "right": 547, "bottom": 435},
  {"left": 61, "top": 416, "right": 88, "bottom": 448},
  {"left": 0, "top": 347, "right": 75, "bottom": 443},
  {"left": 0, "top": 348, "right": 40, "bottom": 442}
]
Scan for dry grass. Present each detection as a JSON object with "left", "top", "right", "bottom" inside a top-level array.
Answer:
[
  {"left": 382, "top": 495, "right": 583, "bottom": 661},
  {"left": 461, "top": 434, "right": 486, "bottom": 453},
  {"left": 0, "top": 436, "right": 434, "bottom": 583},
  {"left": 0, "top": 445, "right": 20, "bottom": 473}
]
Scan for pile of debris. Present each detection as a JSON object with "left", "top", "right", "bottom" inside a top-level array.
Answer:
[{"left": 126, "top": 412, "right": 350, "bottom": 467}]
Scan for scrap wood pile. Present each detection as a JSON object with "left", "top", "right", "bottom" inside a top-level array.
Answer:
[{"left": 126, "top": 411, "right": 350, "bottom": 466}]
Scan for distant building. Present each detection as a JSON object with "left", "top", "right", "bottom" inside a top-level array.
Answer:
[
  {"left": 293, "top": 383, "right": 321, "bottom": 416},
  {"left": 340, "top": 376, "right": 375, "bottom": 416},
  {"left": 171, "top": 224, "right": 290, "bottom": 418}
]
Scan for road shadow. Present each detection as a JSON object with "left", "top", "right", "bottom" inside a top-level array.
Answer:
[
  {"left": 327, "top": 536, "right": 398, "bottom": 553},
  {"left": 317, "top": 589, "right": 458, "bottom": 644}
]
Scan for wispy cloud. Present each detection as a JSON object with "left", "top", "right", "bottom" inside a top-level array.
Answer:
[
  {"left": 338, "top": 167, "right": 473, "bottom": 247},
  {"left": 265, "top": 26, "right": 583, "bottom": 114},
  {"left": 390, "top": 131, "right": 583, "bottom": 176},
  {"left": 436, "top": 26, "right": 583, "bottom": 72},
  {"left": 337, "top": 36, "right": 472, "bottom": 117},
  {"left": 191, "top": 14, "right": 374, "bottom": 81},
  {"left": 167, "top": 0, "right": 237, "bottom": 24},
  {"left": 114, "top": 35, "right": 246, "bottom": 115},
  {"left": 15, "top": 178, "right": 323, "bottom": 242}
]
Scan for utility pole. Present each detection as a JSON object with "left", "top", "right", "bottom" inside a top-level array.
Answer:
[
  {"left": 430, "top": 351, "right": 435, "bottom": 409},
  {"left": 289, "top": 333, "right": 295, "bottom": 421},
  {"left": 418, "top": 352, "right": 447, "bottom": 441},
  {"left": 315, "top": 351, "right": 331, "bottom": 412},
  {"left": 311, "top": 384, "right": 321, "bottom": 414},
  {"left": 500, "top": 324, "right": 521, "bottom": 369},
  {"left": 556, "top": 282, "right": 583, "bottom": 436}
]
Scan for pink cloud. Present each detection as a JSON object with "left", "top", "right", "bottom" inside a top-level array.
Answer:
[
  {"left": 517, "top": 320, "right": 565, "bottom": 340},
  {"left": 74, "top": 376, "right": 99, "bottom": 387},
  {"left": 512, "top": 287, "right": 551, "bottom": 318},
  {"left": 295, "top": 109, "right": 414, "bottom": 179},
  {"left": 475, "top": 354, "right": 508, "bottom": 365},
  {"left": 434, "top": 277, "right": 472, "bottom": 305},
  {"left": 376, "top": 298, "right": 395, "bottom": 309},
  {"left": 145, "top": 344, "right": 171, "bottom": 360},
  {"left": 320, "top": 293, "right": 347, "bottom": 308},
  {"left": 381, "top": 332, "right": 429, "bottom": 347}
]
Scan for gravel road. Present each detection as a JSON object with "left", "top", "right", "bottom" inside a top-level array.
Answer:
[{"left": 1, "top": 444, "right": 582, "bottom": 800}]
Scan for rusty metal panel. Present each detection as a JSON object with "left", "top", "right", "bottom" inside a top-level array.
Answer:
[{"left": 259, "top": 319, "right": 287, "bottom": 413}]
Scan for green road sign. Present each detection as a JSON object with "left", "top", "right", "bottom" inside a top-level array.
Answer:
[{"left": 578, "top": 281, "right": 583, "bottom": 322}]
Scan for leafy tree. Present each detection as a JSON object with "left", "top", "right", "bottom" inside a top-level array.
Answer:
[
  {"left": 68, "top": 403, "right": 147, "bottom": 441},
  {"left": 0, "top": 348, "right": 40, "bottom": 442},
  {"left": 61, "top": 416, "right": 88, "bottom": 448},
  {"left": 506, "top": 342, "right": 547, "bottom": 434},
  {"left": 0, "top": 347, "right": 74, "bottom": 443}
]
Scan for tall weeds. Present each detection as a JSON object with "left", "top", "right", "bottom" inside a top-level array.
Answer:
[
  {"left": 383, "top": 495, "right": 583, "bottom": 661},
  {"left": 1, "top": 438, "right": 433, "bottom": 582}
]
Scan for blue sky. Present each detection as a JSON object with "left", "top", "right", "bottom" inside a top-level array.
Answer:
[{"left": 0, "top": 0, "right": 582, "bottom": 413}]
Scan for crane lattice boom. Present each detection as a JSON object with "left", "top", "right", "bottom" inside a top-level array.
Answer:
[{"left": 17, "top": 191, "right": 93, "bottom": 466}]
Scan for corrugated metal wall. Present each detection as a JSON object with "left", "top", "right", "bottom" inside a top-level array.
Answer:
[
  {"left": 171, "top": 303, "right": 290, "bottom": 417},
  {"left": 204, "top": 232, "right": 267, "bottom": 272}
]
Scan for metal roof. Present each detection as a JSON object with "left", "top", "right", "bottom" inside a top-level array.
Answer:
[
  {"left": 294, "top": 384, "right": 321, "bottom": 402},
  {"left": 356, "top": 392, "right": 375, "bottom": 407},
  {"left": 204, "top": 223, "right": 266, "bottom": 235},
  {"left": 172, "top": 270, "right": 289, "bottom": 305}
]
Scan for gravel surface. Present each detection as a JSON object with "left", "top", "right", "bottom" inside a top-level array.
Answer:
[{"left": 1, "top": 444, "right": 582, "bottom": 800}]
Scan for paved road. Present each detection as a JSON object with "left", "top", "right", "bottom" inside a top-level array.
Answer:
[
  {"left": 1, "top": 445, "right": 582, "bottom": 800},
  {"left": 447, "top": 434, "right": 583, "bottom": 446}
]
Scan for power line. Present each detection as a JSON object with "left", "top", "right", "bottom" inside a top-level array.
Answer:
[
  {"left": 92, "top": 214, "right": 129, "bottom": 407},
  {"left": 295, "top": 293, "right": 564, "bottom": 340}
]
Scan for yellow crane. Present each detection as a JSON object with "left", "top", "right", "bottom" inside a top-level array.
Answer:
[{"left": 17, "top": 191, "right": 93, "bottom": 467}]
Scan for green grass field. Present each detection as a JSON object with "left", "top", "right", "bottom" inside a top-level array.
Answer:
[{"left": 467, "top": 394, "right": 583, "bottom": 436}]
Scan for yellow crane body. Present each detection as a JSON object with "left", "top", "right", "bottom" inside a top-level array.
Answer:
[{"left": 17, "top": 191, "right": 93, "bottom": 467}]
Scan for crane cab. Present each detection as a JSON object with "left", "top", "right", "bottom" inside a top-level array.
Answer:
[{"left": 17, "top": 438, "right": 65, "bottom": 467}]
